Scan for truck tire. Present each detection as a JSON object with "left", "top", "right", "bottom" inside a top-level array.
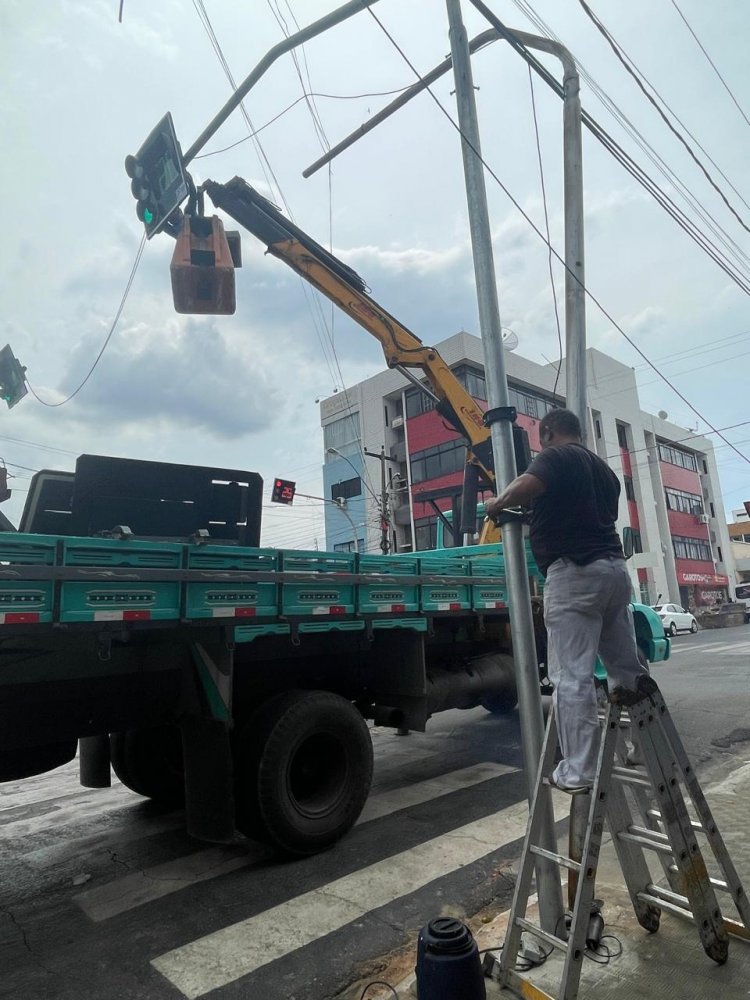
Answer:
[
  {"left": 479, "top": 654, "right": 518, "bottom": 714},
  {"left": 233, "top": 690, "right": 373, "bottom": 855},
  {"left": 110, "top": 726, "right": 185, "bottom": 805}
]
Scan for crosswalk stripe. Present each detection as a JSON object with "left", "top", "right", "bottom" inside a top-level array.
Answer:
[
  {"left": 0, "top": 783, "right": 144, "bottom": 839},
  {"left": 151, "top": 796, "right": 542, "bottom": 999},
  {"left": 74, "top": 845, "right": 273, "bottom": 922},
  {"left": 73, "top": 762, "right": 518, "bottom": 922}
]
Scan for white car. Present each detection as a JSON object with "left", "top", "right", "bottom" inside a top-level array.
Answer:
[{"left": 652, "top": 603, "right": 698, "bottom": 636}]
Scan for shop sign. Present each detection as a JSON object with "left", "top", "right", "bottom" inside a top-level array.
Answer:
[{"left": 677, "top": 571, "right": 729, "bottom": 585}]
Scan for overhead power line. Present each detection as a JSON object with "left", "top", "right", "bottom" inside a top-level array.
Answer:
[
  {"left": 365, "top": 5, "right": 750, "bottom": 471},
  {"left": 669, "top": 0, "right": 750, "bottom": 129},
  {"left": 577, "top": 0, "right": 750, "bottom": 236},
  {"left": 511, "top": 0, "right": 750, "bottom": 277}
]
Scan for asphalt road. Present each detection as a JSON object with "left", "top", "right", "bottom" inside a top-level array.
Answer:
[{"left": 1, "top": 624, "right": 748, "bottom": 1000}]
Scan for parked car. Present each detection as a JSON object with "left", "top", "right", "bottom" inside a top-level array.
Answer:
[{"left": 652, "top": 603, "right": 698, "bottom": 636}]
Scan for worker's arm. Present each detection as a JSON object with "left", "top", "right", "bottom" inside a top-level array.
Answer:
[{"left": 485, "top": 472, "right": 546, "bottom": 521}]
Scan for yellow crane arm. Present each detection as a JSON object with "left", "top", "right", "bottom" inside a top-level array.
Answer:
[{"left": 203, "top": 177, "right": 496, "bottom": 488}]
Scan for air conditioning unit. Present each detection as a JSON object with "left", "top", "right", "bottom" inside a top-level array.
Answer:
[{"left": 697, "top": 514, "right": 710, "bottom": 524}]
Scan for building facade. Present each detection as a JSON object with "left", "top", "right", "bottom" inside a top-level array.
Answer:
[{"left": 320, "top": 332, "right": 733, "bottom": 609}]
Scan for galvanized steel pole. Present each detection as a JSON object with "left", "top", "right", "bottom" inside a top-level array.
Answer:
[{"left": 445, "top": 0, "right": 564, "bottom": 932}]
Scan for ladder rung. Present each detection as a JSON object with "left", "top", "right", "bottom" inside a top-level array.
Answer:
[
  {"left": 647, "top": 808, "right": 703, "bottom": 833},
  {"left": 617, "top": 829, "right": 674, "bottom": 855},
  {"left": 530, "top": 844, "right": 582, "bottom": 872},
  {"left": 515, "top": 917, "right": 568, "bottom": 953},
  {"left": 611, "top": 766, "right": 652, "bottom": 787},
  {"left": 667, "top": 865, "right": 730, "bottom": 893},
  {"left": 644, "top": 883, "right": 691, "bottom": 910},
  {"left": 638, "top": 890, "right": 695, "bottom": 923}
]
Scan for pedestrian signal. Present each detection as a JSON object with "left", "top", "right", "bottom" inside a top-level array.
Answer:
[{"left": 271, "top": 478, "right": 296, "bottom": 505}]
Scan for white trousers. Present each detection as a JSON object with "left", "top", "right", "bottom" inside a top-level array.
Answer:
[{"left": 543, "top": 555, "right": 648, "bottom": 787}]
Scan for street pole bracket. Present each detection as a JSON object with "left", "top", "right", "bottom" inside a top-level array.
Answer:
[{"left": 483, "top": 405, "right": 517, "bottom": 427}]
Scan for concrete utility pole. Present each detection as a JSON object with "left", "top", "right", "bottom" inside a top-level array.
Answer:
[
  {"left": 445, "top": 0, "right": 564, "bottom": 932},
  {"left": 364, "top": 446, "right": 396, "bottom": 553}
]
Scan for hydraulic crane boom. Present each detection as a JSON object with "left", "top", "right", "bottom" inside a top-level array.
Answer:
[{"left": 202, "top": 177, "right": 497, "bottom": 501}]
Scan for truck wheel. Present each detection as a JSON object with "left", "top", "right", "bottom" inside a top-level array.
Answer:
[
  {"left": 479, "top": 653, "right": 518, "bottom": 714},
  {"left": 110, "top": 726, "right": 185, "bottom": 805},
  {"left": 233, "top": 690, "right": 373, "bottom": 855}
]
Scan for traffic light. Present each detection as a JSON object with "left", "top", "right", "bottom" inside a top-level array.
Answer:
[
  {"left": 271, "top": 478, "right": 296, "bottom": 505},
  {"left": 125, "top": 113, "right": 189, "bottom": 239},
  {"left": 0, "top": 345, "right": 28, "bottom": 409},
  {"left": 171, "top": 215, "right": 237, "bottom": 314}
]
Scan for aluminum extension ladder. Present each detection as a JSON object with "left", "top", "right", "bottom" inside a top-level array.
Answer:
[{"left": 488, "top": 679, "right": 750, "bottom": 1000}]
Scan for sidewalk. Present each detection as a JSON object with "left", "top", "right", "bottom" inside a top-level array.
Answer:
[{"left": 380, "top": 748, "right": 750, "bottom": 999}]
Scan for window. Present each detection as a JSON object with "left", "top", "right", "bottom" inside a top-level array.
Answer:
[
  {"left": 658, "top": 443, "right": 698, "bottom": 472},
  {"left": 330, "top": 477, "right": 361, "bottom": 502},
  {"left": 595, "top": 419, "right": 602, "bottom": 439},
  {"left": 624, "top": 476, "right": 635, "bottom": 502},
  {"left": 324, "top": 412, "right": 361, "bottom": 460},
  {"left": 405, "top": 387, "right": 434, "bottom": 419},
  {"left": 334, "top": 539, "right": 364, "bottom": 553},
  {"left": 664, "top": 487, "right": 703, "bottom": 515},
  {"left": 672, "top": 535, "right": 712, "bottom": 562},
  {"left": 453, "top": 365, "right": 487, "bottom": 400},
  {"left": 630, "top": 529, "right": 643, "bottom": 553},
  {"left": 616, "top": 424, "right": 628, "bottom": 449},
  {"left": 710, "top": 502, "right": 715, "bottom": 518},
  {"left": 718, "top": 546, "right": 723, "bottom": 562},
  {"left": 410, "top": 440, "right": 466, "bottom": 484},
  {"left": 414, "top": 517, "right": 438, "bottom": 551}
]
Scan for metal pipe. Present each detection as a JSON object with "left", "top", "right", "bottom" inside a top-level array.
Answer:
[
  {"left": 304, "top": 10, "right": 589, "bottom": 442},
  {"left": 183, "top": 0, "right": 382, "bottom": 165},
  {"left": 445, "top": 0, "right": 563, "bottom": 935}
]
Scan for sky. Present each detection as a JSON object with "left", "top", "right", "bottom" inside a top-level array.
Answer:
[{"left": 1, "top": 0, "right": 748, "bottom": 550}]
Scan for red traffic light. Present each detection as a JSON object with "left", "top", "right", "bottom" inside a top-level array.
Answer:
[{"left": 271, "top": 478, "right": 296, "bottom": 505}]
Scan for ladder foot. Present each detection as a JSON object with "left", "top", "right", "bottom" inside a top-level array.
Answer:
[
  {"left": 705, "top": 938, "right": 729, "bottom": 966},
  {"left": 637, "top": 904, "right": 661, "bottom": 934}
]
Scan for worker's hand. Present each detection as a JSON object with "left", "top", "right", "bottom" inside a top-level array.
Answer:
[{"left": 486, "top": 499, "right": 525, "bottom": 526}]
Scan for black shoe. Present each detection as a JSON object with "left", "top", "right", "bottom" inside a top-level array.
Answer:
[{"left": 608, "top": 675, "right": 659, "bottom": 707}]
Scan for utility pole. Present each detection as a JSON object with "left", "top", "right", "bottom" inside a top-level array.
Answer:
[
  {"left": 445, "top": 0, "right": 564, "bottom": 932},
  {"left": 364, "top": 446, "right": 396, "bottom": 553}
]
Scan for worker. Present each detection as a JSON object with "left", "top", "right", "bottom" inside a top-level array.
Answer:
[{"left": 486, "top": 407, "right": 653, "bottom": 793}]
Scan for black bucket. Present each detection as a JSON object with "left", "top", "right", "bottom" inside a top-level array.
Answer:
[{"left": 415, "top": 917, "right": 486, "bottom": 999}]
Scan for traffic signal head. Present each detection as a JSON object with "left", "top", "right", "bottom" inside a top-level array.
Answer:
[
  {"left": 0, "top": 345, "right": 28, "bottom": 409},
  {"left": 125, "top": 113, "right": 189, "bottom": 238},
  {"left": 271, "top": 478, "right": 296, "bottom": 505}
]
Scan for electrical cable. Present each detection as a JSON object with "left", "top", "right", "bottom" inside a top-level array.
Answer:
[
  {"left": 478, "top": 1, "right": 750, "bottom": 293},
  {"left": 190, "top": 1, "right": 379, "bottom": 502},
  {"left": 192, "top": 86, "right": 416, "bottom": 161},
  {"left": 26, "top": 233, "right": 147, "bottom": 407},
  {"left": 577, "top": 0, "right": 750, "bottom": 236},
  {"left": 366, "top": 7, "right": 750, "bottom": 471},
  {"left": 511, "top": 0, "right": 750, "bottom": 270},
  {"left": 527, "top": 65, "right": 563, "bottom": 399},
  {"left": 359, "top": 981, "right": 398, "bottom": 999},
  {"left": 668, "top": 0, "right": 750, "bottom": 129}
]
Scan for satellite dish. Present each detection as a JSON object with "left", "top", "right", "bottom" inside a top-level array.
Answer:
[
  {"left": 501, "top": 327, "right": 519, "bottom": 351},
  {"left": 658, "top": 410, "right": 668, "bottom": 420}
]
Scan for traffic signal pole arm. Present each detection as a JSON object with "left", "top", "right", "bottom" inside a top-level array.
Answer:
[{"left": 202, "top": 177, "right": 495, "bottom": 487}]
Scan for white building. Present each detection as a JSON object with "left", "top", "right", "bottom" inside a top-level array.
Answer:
[{"left": 320, "top": 332, "right": 733, "bottom": 609}]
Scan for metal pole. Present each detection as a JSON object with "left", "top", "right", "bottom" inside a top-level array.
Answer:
[
  {"left": 561, "top": 55, "right": 587, "bottom": 443},
  {"left": 183, "top": 0, "right": 381, "bottom": 165},
  {"left": 445, "top": 0, "right": 563, "bottom": 932}
]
